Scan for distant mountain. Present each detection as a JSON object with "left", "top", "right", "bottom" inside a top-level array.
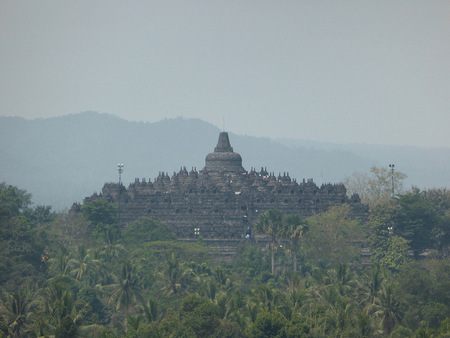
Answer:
[{"left": 1, "top": 112, "right": 449, "bottom": 210}]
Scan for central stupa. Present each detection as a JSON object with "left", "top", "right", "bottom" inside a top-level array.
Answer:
[{"left": 203, "top": 132, "right": 246, "bottom": 175}]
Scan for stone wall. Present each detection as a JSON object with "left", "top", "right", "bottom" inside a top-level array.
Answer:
[{"left": 86, "top": 167, "right": 367, "bottom": 240}]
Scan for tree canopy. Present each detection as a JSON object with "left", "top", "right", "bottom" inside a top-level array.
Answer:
[
  {"left": 1, "top": 182, "right": 449, "bottom": 337},
  {"left": 344, "top": 165, "right": 407, "bottom": 207}
]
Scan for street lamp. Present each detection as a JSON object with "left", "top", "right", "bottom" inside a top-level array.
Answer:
[
  {"left": 389, "top": 164, "right": 395, "bottom": 198},
  {"left": 117, "top": 163, "right": 124, "bottom": 225}
]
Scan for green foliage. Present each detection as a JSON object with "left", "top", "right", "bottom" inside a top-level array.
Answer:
[
  {"left": 370, "top": 188, "right": 450, "bottom": 259},
  {"left": 175, "top": 294, "right": 221, "bottom": 337},
  {"left": 368, "top": 200, "right": 399, "bottom": 262},
  {"left": 255, "top": 209, "right": 285, "bottom": 274},
  {"left": 94, "top": 222, "right": 121, "bottom": 242},
  {"left": 373, "top": 285, "right": 402, "bottom": 335},
  {"left": 395, "top": 260, "right": 450, "bottom": 330},
  {"left": 107, "top": 261, "right": 144, "bottom": 313},
  {"left": 249, "top": 310, "right": 287, "bottom": 338},
  {"left": 82, "top": 199, "right": 116, "bottom": 228},
  {"left": 0, "top": 207, "right": 48, "bottom": 290},
  {"left": 233, "top": 241, "right": 271, "bottom": 278},
  {"left": 394, "top": 189, "right": 439, "bottom": 256},
  {"left": 1, "top": 182, "right": 450, "bottom": 336},
  {"left": 0, "top": 315, "right": 8, "bottom": 337},
  {"left": 284, "top": 214, "right": 308, "bottom": 272},
  {"left": 0, "top": 185, "right": 55, "bottom": 291},
  {"left": 304, "top": 205, "right": 364, "bottom": 265},
  {"left": 378, "top": 236, "right": 410, "bottom": 272},
  {"left": 122, "top": 217, "right": 176, "bottom": 246},
  {"left": 285, "top": 313, "right": 310, "bottom": 337},
  {"left": 23, "top": 205, "right": 55, "bottom": 228},
  {"left": 54, "top": 315, "right": 77, "bottom": 338},
  {"left": 48, "top": 274, "right": 82, "bottom": 297},
  {"left": 356, "top": 312, "right": 372, "bottom": 337},
  {"left": 0, "top": 182, "right": 32, "bottom": 216},
  {"left": 140, "top": 297, "right": 158, "bottom": 322},
  {"left": 390, "top": 326, "right": 413, "bottom": 337},
  {"left": 421, "top": 302, "right": 449, "bottom": 329},
  {"left": 0, "top": 290, "right": 31, "bottom": 338},
  {"left": 130, "top": 241, "right": 212, "bottom": 275},
  {"left": 437, "top": 317, "right": 450, "bottom": 336},
  {"left": 77, "top": 288, "right": 109, "bottom": 325}
]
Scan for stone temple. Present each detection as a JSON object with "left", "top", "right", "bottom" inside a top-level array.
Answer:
[{"left": 84, "top": 132, "right": 366, "bottom": 240}]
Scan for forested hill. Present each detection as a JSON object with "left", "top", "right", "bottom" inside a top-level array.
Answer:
[{"left": 1, "top": 111, "right": 449, "bottom": 210}]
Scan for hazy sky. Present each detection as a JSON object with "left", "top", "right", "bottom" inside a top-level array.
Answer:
[{"left": 1, "top": 1, "right": 449, "bottom": 147}]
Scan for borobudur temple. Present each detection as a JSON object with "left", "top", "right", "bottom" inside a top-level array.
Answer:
[{"left": 83, "top": 132, "right": 366, "bottom": 240}]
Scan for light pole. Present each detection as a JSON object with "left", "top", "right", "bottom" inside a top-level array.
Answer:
[
  {"left": 117, "top": 163, "right": 124, "bottom": 225},
  {"left": 389, "top": 164, "right": 395, "bottom": 198}
]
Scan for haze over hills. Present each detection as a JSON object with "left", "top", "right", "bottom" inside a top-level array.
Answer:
[{"left": 1, "top": 112, "right": 449, "bottom": 210}]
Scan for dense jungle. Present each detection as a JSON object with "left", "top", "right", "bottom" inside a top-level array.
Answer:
[{"left": 0, "top": 167, "right": 449, "bottom": 337}]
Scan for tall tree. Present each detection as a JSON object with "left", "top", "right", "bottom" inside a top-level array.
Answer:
[
  {"left": 0, "top": 291, "right": 31, "bottom": 338},
  {"left": 54, "top": 315, "right": 78, "bottom": 338},
  {"left": 373, "top": 285, "right": 402, "bottom": 336},
  {"left": 304, "top": 205, "right": 364, "bottom": 265},
  {"left": 378, "top": 236, "right": 410, "bottom": 272},
  {"left": 255, "top": 209, "right": 285, "bottom": 274},
  {"left": 68, "top": 245, "right": 101, "bottom": 282},
  {"left": 344, "top": 166, "right": 407, "bottom": 207},
  {"left": 106, "top": 261, "right": 143, "bottom": 315},
  {"left": 174, "top": 294, "right": 222, "bottom": 337},
  {"left": 368, "top": 200, "right": 399, "bottom": 263},
  {"left": 0, "top": 202, "right": 47, "bottom": 290},
  {"left": 23, "top": 205, "right": 55, "bottom": 229},
  {"left": 81, "top": 200, "right": 116, "bottom": 229},
  {"left": 284, "top": 214, "right": 308, "bottom": 272},
  {"left": 0, "top": 182, "right": 32, "bottom": 216},
  {"left": 424, "top": 188, "right": 450, "bottom": 252},
  {"left": 157, "top": 253, "right": 192, "bottom": 296},
  {"left": 394, "top": 189, "right": 439, "bottom": 257}
]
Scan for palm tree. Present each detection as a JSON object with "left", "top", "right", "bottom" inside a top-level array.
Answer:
[
  {"left": 106, "top": 261, "right": 144, "bottom": 315},
  {"left": 282, "top": 272, "right": 306, "bottom": 318},
  {"left": 126, "top": 314, "right": 142, "bottom": 331},
  {"left": 253, "top": 284, "right": 283, "bottom": 313},
  {"left": 69, "top": 245, "right": 90, "bottom": 281},
  {"left": 213, "top": 266, "right": 228, "bottom": 286},
  {"left": 334, "top": 297, "right": 355, "bottom": 335},
  {"left": 204, "top": 280, "right": 218, "bottom": 301},
  {"left": 157, "top": 253, "right": 193, "bottom": 296},
  {"left": 255, "top": 209, "right": 285, "bottom": 274},
  {"left": 0, "top": 291, "right": 30, "bottom": 338},
  {"left": 334, "top": 263, "right": 358, "bottom": 297},
  {"left": 368, "top": 264, "right": 384, "bottom": 305},
  {"left": 373, "top": 285, "right": 401, "bottom": 335},
  {"left": 215, "top": 293, "right": 232, "bottom": 319},
  {"left": 47, "top": 254, "right": 71, "bottom": 277},
  {"left": 284, "top": 214, "right": 308, "bottom": 272},
  {"left": 100, "top": 225, "right": 125, "bottom": 263},
  {"left": 357, "top": 312, "right": 373, "bottom": 338},
  {"left": 33, "top": 281, "right": 89, "bottom": 335},
  {"left": 139, "top": 297, "right": 158, "bottom": 322}
]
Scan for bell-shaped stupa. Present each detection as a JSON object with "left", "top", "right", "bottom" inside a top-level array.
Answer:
[{"left": 203, "top": 132, "right": 246, "bottom": 175}]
